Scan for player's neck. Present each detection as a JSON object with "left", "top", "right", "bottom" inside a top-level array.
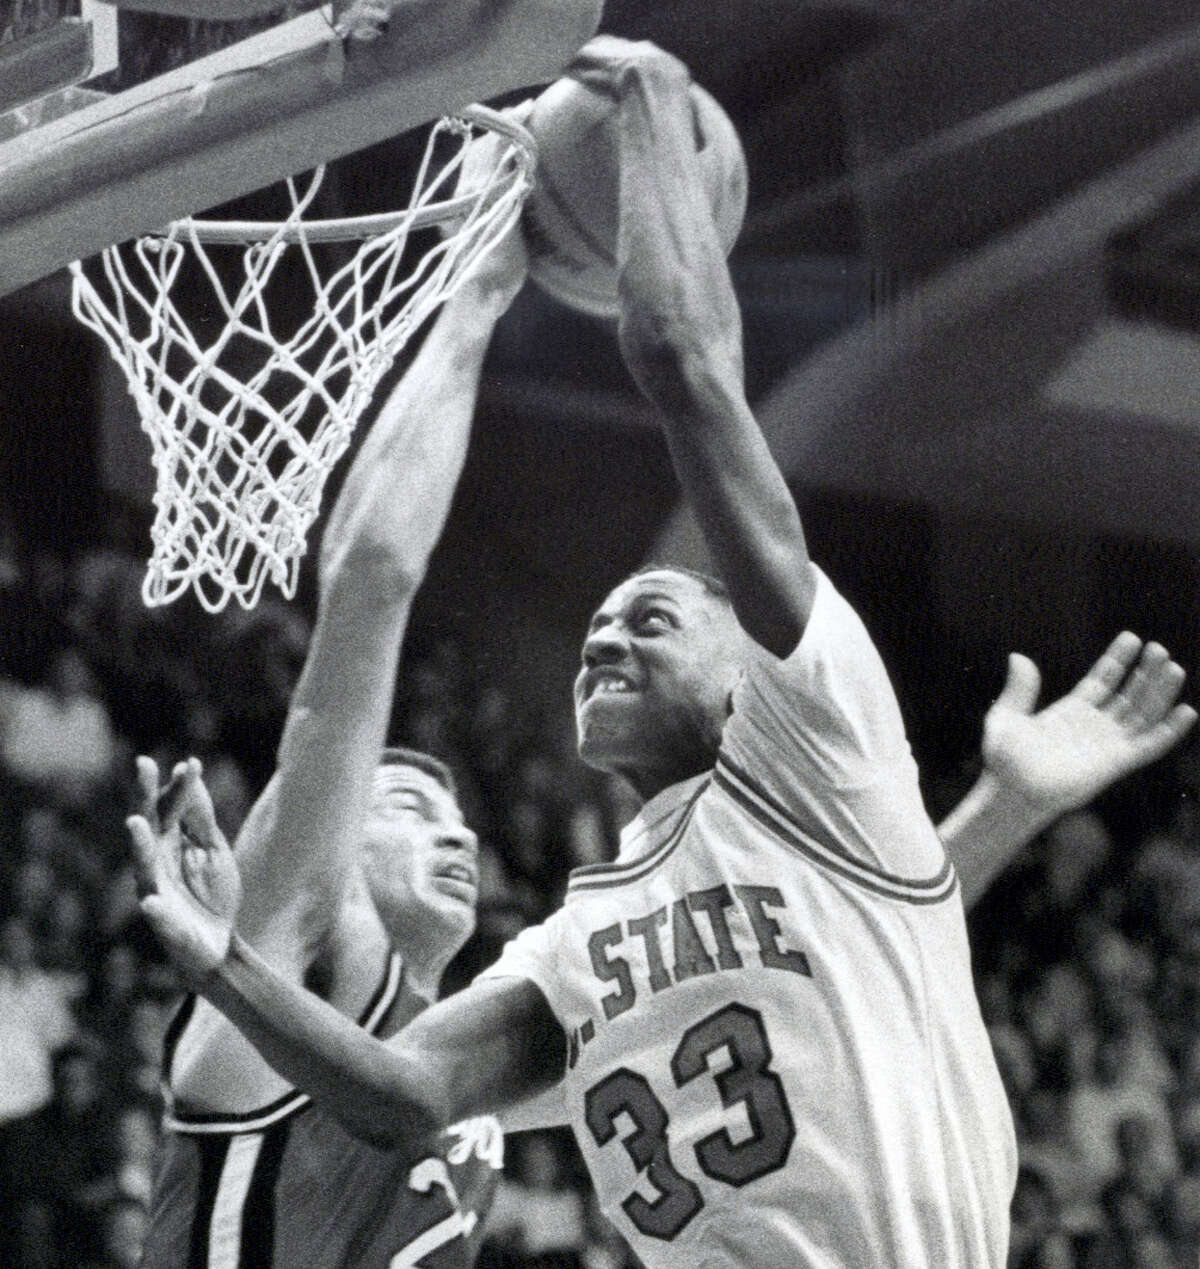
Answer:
[
  {"left": 322, "top": 899, "right": 393, "bottom": 1008},
  {"left": 394, "top": 951, "right": 444, "bottom": 1006},
  {"left": 619, "top": 752, "right": 714, "bottom": 804}
]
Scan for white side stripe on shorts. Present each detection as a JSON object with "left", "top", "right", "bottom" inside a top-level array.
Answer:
[{"left": 207, "top": 1132, "right": 264, "bottom": 1268}]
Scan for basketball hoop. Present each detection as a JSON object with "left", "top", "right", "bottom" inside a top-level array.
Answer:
[{"left": 70, "top": 105, "right": 536, "bottom": 614}]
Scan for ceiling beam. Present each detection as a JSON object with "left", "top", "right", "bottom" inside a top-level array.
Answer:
[{"left": 655, "top": 111, "right": 1200, "bottom": 565}]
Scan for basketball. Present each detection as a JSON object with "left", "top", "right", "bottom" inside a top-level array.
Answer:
[{"left": 522, "top": 76, "right": 748, "bottom": 319}]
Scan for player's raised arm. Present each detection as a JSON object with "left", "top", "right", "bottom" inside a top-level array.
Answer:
[
  {"left": 229, "top": 205, "right": 527, "bottom": 968},
  {"left": 939, "top": 633, "right": 1196, "bottom": 910},
  {"left": 571, "top": 39, "right": 813, "bottom": 659},
  {"left": 129, "top": 763, "right": 563, "bottom": 1142}
]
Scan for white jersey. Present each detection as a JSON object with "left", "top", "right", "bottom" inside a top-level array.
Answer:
[{"left": 483, "top": 568, "right": 1016, "bottom": 1269}]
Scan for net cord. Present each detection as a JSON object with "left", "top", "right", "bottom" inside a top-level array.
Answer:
[{"left": 69, "top": 107, "right": 536, "bottom": 612}]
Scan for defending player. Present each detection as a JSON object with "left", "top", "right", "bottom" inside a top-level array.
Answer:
[
  {"left": 134, "top": 175, "right": 528, "bottom": 1268},
  {"left": 124, "top": 38, "right": 1197, "bottom": 1269}
]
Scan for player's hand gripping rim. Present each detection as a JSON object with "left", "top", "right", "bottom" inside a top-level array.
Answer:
[{"left": 331, "top": 0, "right": 391, "bottom": 43}]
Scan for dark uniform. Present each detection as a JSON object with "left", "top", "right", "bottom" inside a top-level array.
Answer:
[{"left": 141, "top": 955, "right": 502, "bottom": 1268}]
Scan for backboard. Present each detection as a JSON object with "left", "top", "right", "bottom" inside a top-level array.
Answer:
[{"left": 0, "top": 0, "right": 600, "bottom": 298}]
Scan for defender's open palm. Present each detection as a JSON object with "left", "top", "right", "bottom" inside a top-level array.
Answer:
[
  {"left": 127, "top": 756, "right": 242, "bottom": 984},
  {"left": 983, "top": 632, "right": 1196, "bottom": 819}
]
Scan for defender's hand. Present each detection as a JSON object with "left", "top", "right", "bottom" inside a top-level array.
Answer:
[
  {"left": 332, "top": 0, "right": 391, "bottom": 41},
  {"left": 982, "top": 633, "right": 1196, "bottom": 820},
  {"left": 127, "top": 756, "right": 242, "bottom": 985},
  {"left": 449, "top": 102, "right": 532, "bottom": 304}
]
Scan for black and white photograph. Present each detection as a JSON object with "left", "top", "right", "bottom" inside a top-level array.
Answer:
[{"left": 1, "top": 2, "right": 1199, "bottom": 1266}]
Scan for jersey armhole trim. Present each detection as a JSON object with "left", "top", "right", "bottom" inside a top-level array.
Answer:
[
  {"left": 714, "top": 752, "right": 957, "bottom": 905},
  {"left": 165, "top": 953, "right": 405, "bottom": 1134}
]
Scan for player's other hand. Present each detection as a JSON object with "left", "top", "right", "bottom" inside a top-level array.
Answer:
[
  {"left": 127, "top": 756, "right": 242, "bottom": 985},
  {"left": 982, "top": 633, "right": 1196, "bottom": 821},
  {"left": 332, "top": 0, "right": 391, "bottom": 41}
]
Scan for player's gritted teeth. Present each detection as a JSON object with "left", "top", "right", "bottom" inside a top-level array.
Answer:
[{"left": 582, "top": 668, "right": 638, "bottom": 702}]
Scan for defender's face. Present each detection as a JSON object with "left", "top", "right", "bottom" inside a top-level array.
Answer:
[
  {"left": 359, "top": 765, "right": 478, "bottom": 957},
  {"left": 574, "top": 571, "right": 747, "bottom": 793}
]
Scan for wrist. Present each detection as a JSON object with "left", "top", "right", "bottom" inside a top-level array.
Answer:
[
  {"left": 446, "top": 270, "right": 523, "bottom": 319},
  {"left": 199, "top": 928, "right": 245, "bottom": 997},
  {"left": 972, "top": 766, "right": 1058, "bottom": 838}
]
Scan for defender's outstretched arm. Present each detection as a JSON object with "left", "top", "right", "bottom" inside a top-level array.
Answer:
[
  {"left": 575, "top": 38, "right": 814, "bottom": 659},
  {"left": 229, "top": 212, "right": 527, "bottom": 968},
  {"left": 129, "top": 763, "right": 564, "bottom": 1145},
  {"left": 939, "top": 633, "right": 1195, "bottom": 910}
]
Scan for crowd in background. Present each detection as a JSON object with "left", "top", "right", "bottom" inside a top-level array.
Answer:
[{"left": 0, "top": 536, "right": 1197, "bottom": 1269}]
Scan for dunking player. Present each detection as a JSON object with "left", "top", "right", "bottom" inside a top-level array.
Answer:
[
  {"left": 133, "top": 178, "right": 530, "bottom": 1268},
  {"left": 126, "top": 38, "right": 1196, "bottom": 1269}
]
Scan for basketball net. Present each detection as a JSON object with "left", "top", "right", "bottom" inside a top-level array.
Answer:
[{"left": 70, "top": 107, "right": 536, "bottom": 613}]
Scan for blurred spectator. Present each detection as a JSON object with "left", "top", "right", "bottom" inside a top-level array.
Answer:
[
  {"left": 110, "top": 1101, "right": 159, "bottom": 1207},
  {"left": 1009, "top": 1165, "right": 1063, "bottom": 1269},
  {"left": 83, "top": 943, "right": 140, "bottom": 1032},
  {"left": 19, "top": 805, "right": 107, "bottom": 896},
  {"left": 1066, "top": 1032, "right": 1178, "bottom": 1196},
  {"left": 23, "top": 1044, "right": 117, "bottom": 1267},
  {"left": 1016, "top": 1086, "right": 1095, "bottom": 1230},
  {"left": 82, "top": 1197, "right": 150, "bottom": 1269},
  {"left": 1163, "top": 1168, "right": 1200, "bottom": 1266},
  {"left": 41, "top": 884, "right": 94, "bottom": 975},
  {"left": 0, "top": 646, "right": 115, "bottom": 805},
  {"left": 198, "top": 751, "right": 254, "bottom": 841},
  {"left": 111, "top": 997, "right": 174, "bottom": 1104},
  {"left": 0, "top": 914, "right": 81, "bottom": 1261},
  {"left": 1023, "top": 1228, "right": 1077, "bottom": 1269},
  {"left": 213, "top": 601, "right": 309, "bottom": 787},
  {"left": 484, "top": 1132, "right": 589, "bottom": 1268}
]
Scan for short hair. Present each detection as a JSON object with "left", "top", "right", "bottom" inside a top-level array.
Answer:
[
  {"left": 629, "top": 563, "right": 731, "bottom": 605},
  {"left": 379, "top": 747, "right": 457, "bottom": 799}
]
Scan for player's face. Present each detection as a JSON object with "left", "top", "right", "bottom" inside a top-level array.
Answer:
[
  {"left": 574, "top": 571, "right": 748, "bottom": 796},
  {"left": 359, "top": 765, "right": 478, "bottom": 960}
]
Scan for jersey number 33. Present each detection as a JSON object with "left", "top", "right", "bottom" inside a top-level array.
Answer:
[{"left": 585, "top": 1002, "right": 795, "bottom": 1241}]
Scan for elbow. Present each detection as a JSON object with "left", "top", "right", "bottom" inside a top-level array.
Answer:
[
  {"left": 355, "top": 1067, "right": 449, "bottom": 1150},
  {"left": 735, "top": 547, "right": 815, "bottom": 661},
  {"left": 320, "top": 538, "right": 423, "bottom": 612}
]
